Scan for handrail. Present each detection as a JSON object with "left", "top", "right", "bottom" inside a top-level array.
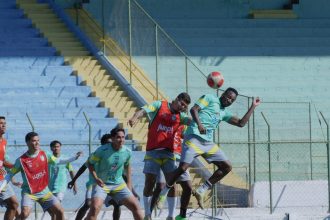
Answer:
[
  {"left": 26, "top": 113, "right": 35, "bottom": 132},
  {"left": 261, "top": 112, "right": 272, "bottom": 214},
  {"left": 77, "top": 8, "right": 167, "bottom": 100},
  {"left": 131, "top": 0, "right": 205, "bottom": 77},
  {"left": 83, "top": 112, "right": 92, "bottom": 155},
  {"left": 319, "top": 111, "right": 330, "bottom": 212}
]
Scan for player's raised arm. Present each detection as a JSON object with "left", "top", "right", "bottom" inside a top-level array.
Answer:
[
  {"left": 227, "top": 97, "right": 261, "bottom": 127},
  {"left": 128, "top": 109, "right": 146, "bottom": 127}
]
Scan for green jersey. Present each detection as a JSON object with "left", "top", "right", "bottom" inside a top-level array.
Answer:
[
  {"left": 48, "top": 154, "right": 74, "bottom": 193},
  {"left": 185, "top": 94, "right": 233, "bottom": 141},
  {"left": 88, "top": 144, "right": 131, "bottom": 185}
]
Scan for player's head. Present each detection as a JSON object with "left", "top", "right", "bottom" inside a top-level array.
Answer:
[
  {"left": 100, "top": 133, "right": 112, "bottom": 145},
  {"left": 110, "top": 127, "right": 125, "bottom": 149},
  {"left": 220, "top": 87, "right": 238, "bottom": 107},
  {"left": 0, "top": 116, "right": 6, "bottom": 136},
  {"left": 50, "top": 140, "right": 62, "bottom": 155},
  {"left": 172, "top": 92, "right": 191, "bottom": 113},
  {"left": 25, "top": 132, "right": 40, "bottom": 152}
]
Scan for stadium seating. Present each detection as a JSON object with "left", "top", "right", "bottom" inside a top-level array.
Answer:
[{"left": 0, "top": 0, "right": 120, "bottom": 145}]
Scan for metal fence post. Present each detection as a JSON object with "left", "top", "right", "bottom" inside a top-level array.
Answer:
[
  {"left": 155, "top": 24, "right": 159, "bottom": 100},
  {"left": 83, "top": 112, "right": 92, "bottom": 155},
  {"left": 319, "top": 111, "right": 329, "bottom": 212},
  {"left": 261, "top": 112, "right": 272, "bottom": 214},
  {"left": 128, "top": 0, "right": 132, "bottom": 84}
]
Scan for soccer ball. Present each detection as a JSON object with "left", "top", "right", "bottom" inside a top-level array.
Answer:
[{"left": 207, "top": 71, "right": 224, "bottom": 89}]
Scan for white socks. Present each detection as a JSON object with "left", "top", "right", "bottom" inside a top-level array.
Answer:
[
  {"left": 160, "top": 185, "right": 171, "bottom": 197},
  {"left": 196, "top": 180, "right": 212, "bottom": 194},
  {"left": 143, "top": 196, "right": 152, "bottom": 216},
  {"left": 167, "top": 197, "right": 177, "bottom": 217}
]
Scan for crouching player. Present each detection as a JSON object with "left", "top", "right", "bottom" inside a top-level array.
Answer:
[{"left": 85, "top": 127, "right": 143, "bottom": 220}]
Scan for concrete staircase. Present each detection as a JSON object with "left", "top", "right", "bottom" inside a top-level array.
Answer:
[{"left": 17, "top": 0, "right": 149, "bottom": 147}]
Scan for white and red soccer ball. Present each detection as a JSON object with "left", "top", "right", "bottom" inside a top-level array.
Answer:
[{"left": 207, "top": 71, "right": 224, "bottom": 89}]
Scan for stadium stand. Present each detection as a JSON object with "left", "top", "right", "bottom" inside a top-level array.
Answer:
[{"left": 1, "top": 0, "right": 330, "bottom": 218}]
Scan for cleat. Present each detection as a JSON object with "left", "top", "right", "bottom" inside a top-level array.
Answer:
[
  {"left": 192, "top": 190, "right": 204, "bottom": 209},
  {"left": 144, "top": 215, "right": 152, "bottom": 220},
  {"left": 166, "top": 217, "right": 175, "bottom": 220},
  {"left": 175, "top": 215, "right": 187, "bottom": 220},
  {"left": 156, "top": 194, "right": 166, "bottom": 209}
]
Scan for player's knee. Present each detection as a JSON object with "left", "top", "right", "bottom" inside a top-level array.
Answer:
[
  {"left": 90, "top": 203, "right": 102, "bottom": 214},
  {"left": 177, "top": 165, "right": 188, "bottom": 174},
  {"left": 6, "top": 200, "right": 19, "bottom": 210},
  {"left": 220, "top": 163, "right": 232, "bottom": 175},
  {"left": 20, "top": 209, "right": 30, "bottom": 219},
  {"left": 53, "top": 205, "right": 64, "bottom": 216},
  {"left": 181, "top": 182, "right": 192, "bottom": 194}
]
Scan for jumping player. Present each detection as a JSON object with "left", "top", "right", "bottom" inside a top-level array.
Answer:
[{"left": 158, "top": 88, "right": 260, "bottom": 219}]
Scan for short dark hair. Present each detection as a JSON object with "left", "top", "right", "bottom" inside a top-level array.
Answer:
[
  {"left": 225, "top": 87, "right": 238, "bottom": 96},
  {"left": 100, "top": 133, "right": 112, "bottom": 145},
  {"left": 0, "top": 116, "right": 5, "bottom": 120},
  {"left": 177, "top": 92, "right": 191, "bottom": 104},
  {"left": 110, "top": 127, "right": 125, "bottom": 138},
  {"left": 50, "top": 140, "right": 62, "bottom": 148},
  {"left": 25, "top": 132, "right": 39, "bottom": 143}
]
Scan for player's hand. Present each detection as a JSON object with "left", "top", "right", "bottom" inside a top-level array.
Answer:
[
  {"left": 198, "top": 124, "right": 206, "bottom": 134},
  {"left": 253, "top": 97, "right": 261, "bottom": 107},
  {"left": 75, "top": 151, "right": 83, "bottom": 159},
  {"left": 128, "top": 118, "right": 137, "bottom": 127},
  {"left": 12, "top": 181, "right": 22, "bottom": 188},
  {"left": 95, "top": 178, "right": 104, "bottom": 187},
  {"left": 67, "top": 180, "right": 75, "bottom": 189}
]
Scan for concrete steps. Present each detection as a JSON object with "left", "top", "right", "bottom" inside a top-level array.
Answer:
[{"left": 17, "top": 0, "right": 149, "bottom": 148}]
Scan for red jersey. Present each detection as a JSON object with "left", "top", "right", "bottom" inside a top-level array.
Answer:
[
  {"left": 20, "top": 151, "right": 49, "bottom": 194},
  {"left": 146, "top": 101, "right": 181, "bottom": 152},
  {"left": 173, "top": 125, "right": 184, "bottom": 155},
  {"left": 0, "top": 139, "right": 7, "bottom": 181}
]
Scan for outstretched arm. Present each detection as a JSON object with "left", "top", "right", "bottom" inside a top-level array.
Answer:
[
  {"left": 128, "top": 109, "right": 146, "bottom": 127},
  {"left": 55, "top": 151, "right": 83, "bottom": 165},
  {"left": 68, "top": 164, "right": 87, "bottom": 189},
  {"left": 227, "top": 97, "right": 261, "bottom": 127}
]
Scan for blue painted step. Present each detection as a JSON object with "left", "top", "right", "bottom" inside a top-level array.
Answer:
[
  {"left": 0, "top": 10, "right": 24, "bottom": 18},
  {"left": 1, "top": 106, "right": 109, "bottom": 118},
  {"left": 0, "top": 57, "right": 64, "bottom": 67},
  {"left": 6, "top": 118, "right": 118, "bottom": 129},
  {"left": 0, "top": 19, "right": 32, "bottom": 27},
  {"left": 0, "top": 75, "right": 80, "bottom": 87},
  {"left": 0, "top": 48, "right": 56, "bottom": 56},
  {"left": 0, "top": 65, "right": 72, "bottom": 75},
  {"left": 0, "top": 37, "right": 48, "bottom": 45},
  {"left": 157, "top": 19, "right": 330, "bottom": 28},
  {"left": 0, "top": 97, "right": 100, "bottom": 108},
  {"left": 0, "top": 87, "right": 91, "bottom": 97},
  {"left": 165, "top": 27, "right": 330, "bottom": 38}
]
